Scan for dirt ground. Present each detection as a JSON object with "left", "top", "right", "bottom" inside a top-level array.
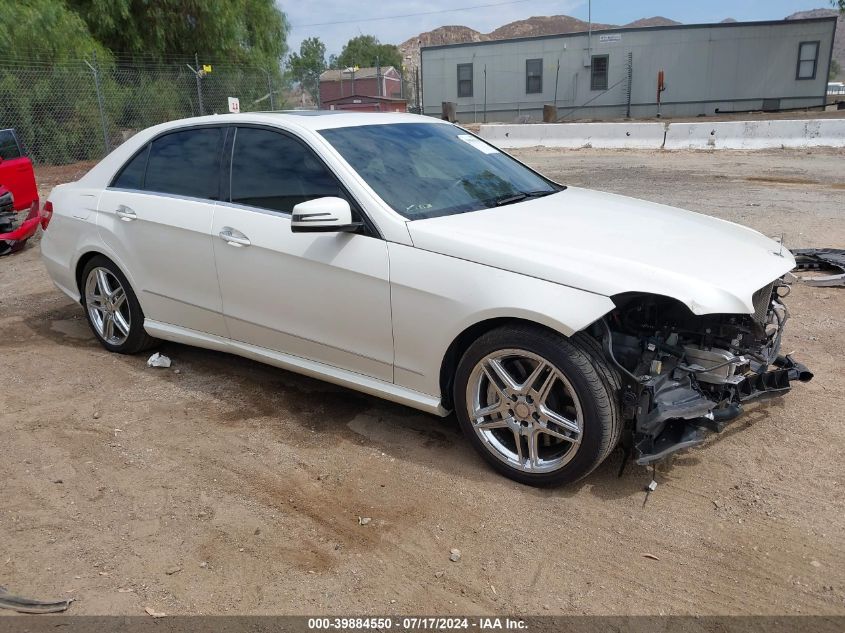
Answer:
[{"left": 1, "top": 149, "right": 844, "bottom": 617}]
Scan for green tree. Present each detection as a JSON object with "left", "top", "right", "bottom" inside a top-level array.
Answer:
[
  {"left": 834, "top": 0, "right": 844, "bottom": 11},
  {"left": 831, "top": 59, "right": 842, "bottom": 80},
  {"left": 288, "top": 37, "right": 326, "bottom": 102},
  {"left": 335, "top": 35, "right": 402, "bottom": 71},
  {"left": 0, "top": 0, "right": 107, "bottom": 61},
  {"left": 66, "top": 0, "right": 289, "bottom": 66}
]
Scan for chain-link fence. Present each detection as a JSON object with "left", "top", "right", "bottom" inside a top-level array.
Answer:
[{"left": 0, "top": 55, "right": 289, "bottom": 165}]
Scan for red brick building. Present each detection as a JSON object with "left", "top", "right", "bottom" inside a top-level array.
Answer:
[{"left": 319, "top": 66, "right": 402, "bottom": 104}]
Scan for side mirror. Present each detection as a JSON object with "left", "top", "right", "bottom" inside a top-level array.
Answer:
[{"left": 291, "top": 197, "right": 361, "bottom": 233}]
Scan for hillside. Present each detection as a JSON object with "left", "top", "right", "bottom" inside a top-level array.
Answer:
[
  {"left": 400, "top": 15, "right": 680, "bottom": 74},
  {"left": 786, "top": 9, "right": 843, "bottom": 79}
]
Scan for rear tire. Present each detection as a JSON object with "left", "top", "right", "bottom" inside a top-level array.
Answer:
[
  {"left": 80, "top": 255, "right": 157, "bottom": 354},
  {"left": 453, "top": 324, "right": 621, "bottom": 486}
]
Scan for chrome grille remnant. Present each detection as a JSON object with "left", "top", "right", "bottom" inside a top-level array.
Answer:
[{"left": 751, "top": 281, "right": 775, "bottom": 324}]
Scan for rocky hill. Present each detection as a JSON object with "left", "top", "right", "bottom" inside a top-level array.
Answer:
[
  {"left": 786, "top": 9, "right": 843, "bottom": 79},
  {"left": 400, "top": 15, "right": 679, "bottom": 74}
]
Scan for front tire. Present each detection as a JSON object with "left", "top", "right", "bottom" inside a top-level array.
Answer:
[
  {"left": 453, "top": 325, "right": 621, "bottom": 486},
  {"left": 81, "top": 256, "right": 157, "bottom": 354}
]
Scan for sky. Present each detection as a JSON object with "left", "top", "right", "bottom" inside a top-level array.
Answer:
[{"left": 280, "top": 0, "right": 834, "bottom": 56}]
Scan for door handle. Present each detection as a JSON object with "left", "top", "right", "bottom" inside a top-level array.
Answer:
[
  {"left": 218, "top": 227, "right": 251, "bottom": 247},
  {"left": 116, "top": 205, "right": 137, "bottom": 222}
]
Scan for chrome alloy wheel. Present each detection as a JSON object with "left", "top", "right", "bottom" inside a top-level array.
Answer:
[
  {"left": 465, "top": 349, "right": 584, "bottom": 473},
  {"left": 85, "top": 267, "right": 131, "bottom": 346}
]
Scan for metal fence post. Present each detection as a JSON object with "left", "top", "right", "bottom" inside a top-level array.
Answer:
[
  {"left": 483, "top": 64, "right": 487, "bottom": 124},
  {"left": 84, "top": 51, "right": 110, "bottom": 155},
  {"left": 195, "top": 53, "right": 204, "bottom": 115},
  {"left": 266, "top": 69, "right": 275, "bottom": 110}
]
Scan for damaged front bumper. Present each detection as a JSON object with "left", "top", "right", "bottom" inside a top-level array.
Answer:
[
  {"left": 633, "top": 354, "right": 813, "bottom": 465},
  {"left": 604, "top": 276, "right": 814, "bottom": 466},
  {"left": 0, "top": 191, "right": 41, "bottom": 256}
]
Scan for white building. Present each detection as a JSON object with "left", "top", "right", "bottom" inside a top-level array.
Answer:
[{"left": 420, "top": 17, "right": 837, "bottom": 122}]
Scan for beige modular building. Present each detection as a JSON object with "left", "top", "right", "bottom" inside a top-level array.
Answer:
[{"left": 420, "top": 16, "right": 838, "bottom": 122}]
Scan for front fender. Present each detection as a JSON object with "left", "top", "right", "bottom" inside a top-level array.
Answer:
[{"left": 388, "top": 243, "right": 615, "bottom": 398}]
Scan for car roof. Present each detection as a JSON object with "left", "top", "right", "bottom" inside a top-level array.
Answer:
[{"left": 152, "top": 111, "right": 448, "bottom": 134}]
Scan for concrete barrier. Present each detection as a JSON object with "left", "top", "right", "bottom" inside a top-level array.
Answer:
[
  {"left": 479, "top": 119, "right": 845, "bottom": 150},
  {"left": 664, "top": 119, "right": 845, "bottom": 149},
  {"left": 479, "top": 122, "right": 666, "bottom": 149}
]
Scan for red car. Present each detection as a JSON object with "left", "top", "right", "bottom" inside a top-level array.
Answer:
[{"left": 0, "top": 128, "right": 41, "bottom": 255}]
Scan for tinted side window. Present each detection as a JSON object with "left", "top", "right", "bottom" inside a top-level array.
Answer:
[
  {"left": 112, "top": 144, "right": 149, "bottom": 189},
  {"left": 230, "top": 127, "right": 345, "bottom": 213},
  {"left": 145, "top": 128, "right": 222, "bottom": 199},
  {"left": 0, "top": 130, "right": 21, "bottom": 160}
]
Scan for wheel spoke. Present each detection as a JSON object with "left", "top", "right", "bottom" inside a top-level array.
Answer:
[
  {"left": 475, "top": 417, "right": 510, "bottom": 431},
  {"left": 512, "top": 428, "right": 524, "bottom": 464},
  {"left": 86, "top": 293, "right": 105, "bottom": 310},
  {"left": 540, "top": 404, "right": 581, "bottom": 437},
  {"left": 113, "top": 310, "right": 130, "bottom": 336},
  {"left": 483, "top": 357, "right": 520, "bottom": 397},
  {"left": 96, "top": 269, "right": 112, "bottom": 297},
  {"left": 112, "top": 288, "right": 126, "bottom": 310},
  {"left": 103, "top": 313, "right": 115, "bottom": 340},
  {"left": 520, "top": 360, "right": 549, "bottom": 394},
  {"left": 527, "top": 430, "right": 541, "bottom": 468},
  {"left": 473, "top": 398, "right": 508, "bottom": 419},
  {"left": 532, "top": 368, "right": 558, "bottom": 403}
]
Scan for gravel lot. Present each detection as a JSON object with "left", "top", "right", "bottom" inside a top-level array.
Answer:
[{"left": 1, "top": 148, "right": 843, "bottom": 617}]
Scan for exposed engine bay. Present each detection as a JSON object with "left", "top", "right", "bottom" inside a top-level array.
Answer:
[{"left": 594, "top": 276, "right": 813, "bottom": 465}]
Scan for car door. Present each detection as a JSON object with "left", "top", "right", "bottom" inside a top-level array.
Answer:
[
  {"left": 211, "top": 125, "right": 393, "bottom": 382},
  {"left": 0, "top": 129, "right": 38, "bottom": 210},
  {"left": 97, "top": 126, "right": 227, "bottom": 337}
]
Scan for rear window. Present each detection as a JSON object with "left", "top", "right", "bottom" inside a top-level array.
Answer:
[
  {"left": 144, "top": 128, "right": 223, "bottom": 199},
  {"left": 112, "top": 145, "right": 149, "bottom": 190},
  {"left": 0, "top": 130, "right": 21, "bottom": 160}
]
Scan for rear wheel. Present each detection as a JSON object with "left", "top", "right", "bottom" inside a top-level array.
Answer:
[
  {"left": 453, "top": 325, "right": 621, "bottom": 486},
  {"left": 81, "top": 256, "right": 157, "bottom": 354}
]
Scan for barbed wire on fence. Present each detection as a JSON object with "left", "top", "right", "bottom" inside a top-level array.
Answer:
[{"left": 0, "top": 55, "right": 289, "bottom": 165}]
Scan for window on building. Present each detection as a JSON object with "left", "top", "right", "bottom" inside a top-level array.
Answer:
[
  {"left": 230, "top": 127, "right": 345, "bottom": 213},
  {"left": 796, "top": 41, "right": 820, "bottom": 80},
  {"left": 112, "top": 144, "right": 150, "bottom": 190},
  {"left": 457, "top": 63, "right": 473, "bottom": 98},
  {"left": 591, "top": 55, "right": 609, "bottom": 91},
  {"left": 526, "top": 59, "right": 543, "bottom": 94},
  {"left": 145, "top": 128, "right": 223, "bottom": 199}
]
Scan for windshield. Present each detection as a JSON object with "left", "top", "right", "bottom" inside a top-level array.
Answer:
[{"left": 319, "top": 122, "right": 561, "bottom": 220}]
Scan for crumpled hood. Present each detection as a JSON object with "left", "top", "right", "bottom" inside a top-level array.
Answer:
[{"left": 407, "top": 187, "right": 794, "bottom": 315}]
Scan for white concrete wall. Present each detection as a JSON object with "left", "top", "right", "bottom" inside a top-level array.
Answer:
[
  {"left": 663, "top": 119, "right": 845, "bottom": 149},
  {"left": 479, "top": 122, "right": 666, "bottom": 149},
  {"left": 478, "top": 119, "right": 845, "bottom": 150}
]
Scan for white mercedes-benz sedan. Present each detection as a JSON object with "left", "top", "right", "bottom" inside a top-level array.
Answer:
[{"left": 41, "top": 112, "right": 811, "bottom": 486}]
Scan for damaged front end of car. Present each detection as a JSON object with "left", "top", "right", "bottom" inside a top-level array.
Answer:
[{"left": 590, "top": 276, "right": 813, "bottom": 465}]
